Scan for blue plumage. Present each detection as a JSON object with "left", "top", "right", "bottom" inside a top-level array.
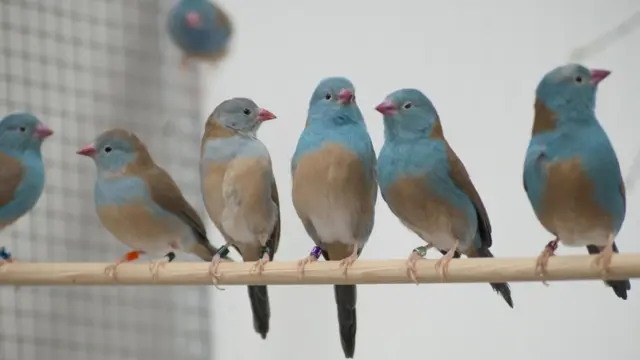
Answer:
[
  {"left": 376, "top": 88, "right": 513, "bottom": 307},
  {"left": 0, "top": 112, "right": 53, "bottom": 262},
  {"left": 167, "top": 0, "right": 232, "bottom": 68},
  {"left": 523, "top": 63, "right": 629, "bottom": 299},
  {"left": 292, "top": 76, "right": 377, "bottom": 358},
  {"left": 79, "top": 129, "right": 229, "bottom": 279}
]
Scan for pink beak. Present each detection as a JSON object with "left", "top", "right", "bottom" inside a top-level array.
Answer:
[
  {"left": 185, "top": 11, "right": 202, "bottom": 28},
  {"left": 375, "top": 100, "right": 397, "bottom": 115},
  {"left": 590, "top": 69, "right": 611, "bottom": 85},
  {"left": 257, "top": 108, "right": 277, "bottom": 122},
  {"left": 76, "top": 143, "right": 97, "bottom": 157},
  {"left": 337, "top": 89, "right": 354, "bottom": 104},
  {"left": 34, "top": 123, "right": 53, "bottom": 139}
]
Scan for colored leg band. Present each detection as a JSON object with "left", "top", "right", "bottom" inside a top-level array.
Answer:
[
  {"left": 218, "top": 245, "right": 230, "bottom": 258},
  {"left": 260, "top": 246, "right": 270, "bottom": 259},
  {"left": 413, "top": 246, "right": 429, "bottom": 257},
  {"left": 310, "top": 246, "right": 322, "bottom": 259},
  {"left": 0, "top": 247, "right": 11, "bottom": 260}
]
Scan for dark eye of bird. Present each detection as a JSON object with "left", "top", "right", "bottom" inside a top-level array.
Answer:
[
  {"left": 575, "top": 76, "right": 583, "bottom": 83},
  {"left": 403, "top": 102, "right": 413, "bottom": 109},
  {"left": 104, "top": 146, "right": 112, "bottom": 153},
  {"left": 324, "top": 93, "right": 332, "bottom": 100},
  {"left": 18, "top": 127, "right": 26, "bottom": 132},
  {"left": 242, "top": 108, "right": 251, "bottom": 115}
]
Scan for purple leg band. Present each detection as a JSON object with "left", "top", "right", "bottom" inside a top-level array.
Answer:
[{"left": 310, "top": 246, "right": 322, "bottom": 259}]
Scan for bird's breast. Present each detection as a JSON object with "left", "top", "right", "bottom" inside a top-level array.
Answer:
[
  {"left": 539, "top": 157, "right": 615, "bottom": 239},
  {"left": 292, "top": 143, "right": 375, "bottom": 244},
  {"left": 96, "top": 202, "right": 185, "bottom": 253},
  {"left": 384, "top": 176, "right": 477, "bottom": 249}
]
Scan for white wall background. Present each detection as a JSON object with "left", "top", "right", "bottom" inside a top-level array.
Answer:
[{"left": 201, "top": 1, "right": 640, "bottom": 359}]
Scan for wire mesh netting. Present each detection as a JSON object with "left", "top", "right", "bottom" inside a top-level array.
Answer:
[{"left": 0, "top": 1, "right": 212, "bottom": 359}]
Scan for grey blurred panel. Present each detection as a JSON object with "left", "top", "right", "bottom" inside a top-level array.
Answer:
[{"left": 0, "top": 1, "right": 213, "bottom": 359}]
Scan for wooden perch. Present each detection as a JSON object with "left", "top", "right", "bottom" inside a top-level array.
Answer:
[{"left": 0, "top": 254, "right": 637, "bottom": 286}]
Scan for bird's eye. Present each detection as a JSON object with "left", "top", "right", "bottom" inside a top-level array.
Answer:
[
  {"left": 324, "top": 93, "right": 332, "bottom": 100},
  {"left": 104, "top": 146, "right": 112, "bottom": 153},
  {"left": 18, "top": 127, "right": 26, "bottom": 132},
  {"left": 403, "top": 102, "right": 413, "bottom": 109},
  {"left": 575, "top": 76, "right": 583, "bottom": 84},
  {"left": 242, "top": 108, "right": 251, "bottom": 115}
]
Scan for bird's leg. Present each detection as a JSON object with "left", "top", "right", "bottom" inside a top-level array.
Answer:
[
  {"left": 250, "top": 245, "right": 271, "bottom": 275},
  {"left": 149, "top": 252, "right": 176, "bottom": 280},
  {"left": 434, "top": 240, "right": 459, "bottom": 281},
  {"left": 297, "top": 246, "right": 322, "bottom": 279},
  {"left": 406, "top": 244, "right": 432, "bottom": 285},
  {"left": 180, "top": 55, "right": 190, "bottom": 72},
  {"left": 535, "top": 238, "right": 559, "bottom": 286},
  {"left": 0, "top": 246, "right": 14, "bottom": 268},
  {"left": 209, "top": 245, "right": 230, "bottom": 287},
  {"left": 592, "top": 233, "right": 615, "bottom": 276},
  {"left": 338, "top": 244, "right": 360, "bottom": 277},
  {"left": 105, "top": 250, "right": 143, "bottom": 280}
]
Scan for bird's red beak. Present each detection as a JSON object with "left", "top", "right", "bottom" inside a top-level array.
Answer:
[
  {"left": 34, "top": 123, "right": 53, "bottom": 139},
  {"left": 257, "top": 108, "right": 277, "bottom": 122},
  {"left": 375, "top": 100, "right": 397, "bottom": 116},
  {"left": 590, "top": 69, "right": 611, "bottom": 85},
  {"left": 76, "top": 143, "right": 97, "bottom": 157},
  {"left": 185, "top": 11, "right": 202, "bottom": 28},
  {"left": 337, "top": 89, "right": 354, "bottom": 104}
]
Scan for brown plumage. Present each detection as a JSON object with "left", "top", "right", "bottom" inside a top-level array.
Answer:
[
  {"left": 0, "top": 152, "right": 24, "bottom": 220},
  {"left": 200, "top": 107, "right": 280, "bottom": 339}
]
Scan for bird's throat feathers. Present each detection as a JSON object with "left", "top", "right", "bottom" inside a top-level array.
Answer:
[{"left": 532, "top": 98, "right": 599, "bottom": 137}]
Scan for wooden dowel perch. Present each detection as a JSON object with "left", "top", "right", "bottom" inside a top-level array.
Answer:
[{"left": 0, "top": 254, "right": 638, "bottom": 286}]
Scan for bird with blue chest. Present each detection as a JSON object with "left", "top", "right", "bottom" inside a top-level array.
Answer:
[
  {"left": 0, "top": 112, "right": 53, "bottom": 264},
  {"left": 200, "top": 97, "right": 280, "bottom": 340},
  {"left": 375, "top": 88, "right": 513, "bottom": 308},
  {"left": 523, "top": 63, "right": 630, "bottom": 300},
  {"left": 167, "top": 0, "right": 233, "bottom": 70},
  {"left": 292, "top": 76, "right": 377, "bottom": 358},
  {"left": 78, "top": 129, "right": 230, "bottom": 280}
]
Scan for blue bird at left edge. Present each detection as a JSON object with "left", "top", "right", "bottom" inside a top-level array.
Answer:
[
  {"left": 0, "top": 112, "right": 54, "bottom": 264},
  {"left": 523, "top": 63, "right": 630, "bottom": 300},
  {"left": 167, "top": 0, "right": 233, "bottom": 70}
]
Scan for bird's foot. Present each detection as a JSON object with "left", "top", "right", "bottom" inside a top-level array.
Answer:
[
  {"left": 104, "top": 262, "right": 123, "bottom": 280},
  {"left": 209, "top": 254, "right": 223, "bottom": 284},
  {"left": 339, "top": 246, "right": 359, "bottom": 277},
  {"left": 535, "top": 239, "right": 558, "bottom": 286},
  {"left": 405, "top": 245, "right": 431, "bottom": 285},
  {"left": 104, "top": 250, "right": 142, "bottom": 280},
  {"left": 149, "top": 259, "right": 168, "bottom": 280},
  {"left": 592, "top": 234, "right": 615, "bottom": 276},
  {"left": 434, "top": 242, "right": 459, "bottom": 282},
  {"left": 250, "top": 251, "right": 270, "bottom": 275},
  {"left": 297, "top": 246, "right": 322, "bottom": 279}
]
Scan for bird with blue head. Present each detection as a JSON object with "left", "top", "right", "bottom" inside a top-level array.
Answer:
[
  {"left": 376, "top": 88, "right": 513, "bottom": 308},
  {"left": 292, "top": 76, "right": 377, "bottom": 358},
  {"left": 523, "top": 63, "right": 630, "bottom": 299},
  {"left": 77, "top": 129, "right": 231, "bottom": 280},
  {"left": 167, "top": 0, "right": 233, "bottom": 70},
  {"left": 0, "top": 112, "right": 53, "bottom": 264}
]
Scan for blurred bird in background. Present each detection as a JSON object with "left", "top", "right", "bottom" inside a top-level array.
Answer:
[
  {"left": 0, "top": 112, "right": 53, "bottom": 264},
  {"left": 78, "top": 129, "right": 230, "bottom": 279},
  {"left": 292, "top": 77, "right": 377, "bottom": 358},
  {"left": 375, "top": 89, "right": 513, "bottom": 308},
  {"left": 523, "top": 63, "right": 630, "bottom": 300},
  {"left": 167, "top": 0, "right": 233, "bottom": 70},
  {"left": 200, "top": 98, "right": 280, "bottom": 340}
]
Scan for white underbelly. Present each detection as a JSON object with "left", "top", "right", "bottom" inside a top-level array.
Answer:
[
  {"left": 308, "top": 205, "right": 360, "bottom": 246},
  {"left": 556, "top": 226, "right": 610, "bottom": 247}
]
